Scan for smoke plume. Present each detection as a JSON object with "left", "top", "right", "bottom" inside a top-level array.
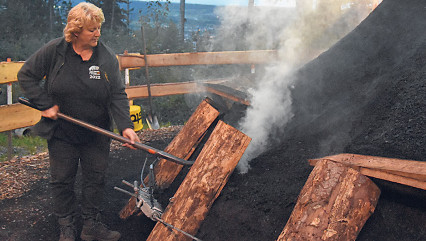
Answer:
[{"left": 211, "top": 1, "right": 374, "bottom": 173}]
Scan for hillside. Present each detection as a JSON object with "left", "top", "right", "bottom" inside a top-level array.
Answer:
[{"left": 71, "top": 0, "right": 221, "bottom": 32}]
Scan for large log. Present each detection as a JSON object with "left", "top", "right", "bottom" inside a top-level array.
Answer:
[
  {"left": 119, "top": 98, "right": 220, "bottom": 219},
  {"left": 147, "top": 120, "right": 251, "bottom": 241},
  {"left": 309, "top": 154, "right": 426, "bottom": 190},
  {"left": 278, "top": 159, "right": 380, "bottom": 241},
  {"left": 149, "top": 99, "right": 221, "bottom": 189}
]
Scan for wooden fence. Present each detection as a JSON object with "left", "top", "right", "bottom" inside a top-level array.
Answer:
[
  {"left": 0, "top": 50, "right": 277, "bottom": 132},
  {"left": 0, "top": 50, "right": 276, "bottom": 160}
]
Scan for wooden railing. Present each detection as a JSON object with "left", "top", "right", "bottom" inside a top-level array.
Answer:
[{"left": 0, "top": 50, "right": 277, "bottom": 132}]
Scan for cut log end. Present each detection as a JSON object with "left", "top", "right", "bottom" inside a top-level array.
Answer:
[{"left": 278, "top": 159, "right": 380, "bottom": 241}]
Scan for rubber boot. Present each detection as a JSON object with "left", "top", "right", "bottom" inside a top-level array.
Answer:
[
  {"left": 58, "top": 215, "right": 76, "bottom": 241},
  {"left": 80, "top": 214, "right": 121, "bottom": 241}
]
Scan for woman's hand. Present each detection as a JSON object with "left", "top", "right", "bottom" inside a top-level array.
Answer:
[
  {"left": 122, "top": 128, "right": 140, "bottom": 150},
  {"left": 41, "top": 105, "right": 59, "bottom": 120}
]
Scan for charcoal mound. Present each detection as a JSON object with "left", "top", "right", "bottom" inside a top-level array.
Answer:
[{"left": 198, "top": 0, "right": 426, "bottom": 240}]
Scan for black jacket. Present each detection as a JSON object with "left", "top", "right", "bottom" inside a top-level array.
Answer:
[{"left": 18, "top": 37, "right": 133, "bottom": 139}]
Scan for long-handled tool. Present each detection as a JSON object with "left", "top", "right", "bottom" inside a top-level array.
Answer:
[
  {"left": 141, "top": 23, "right": 160, "bottom": 130},
  {"left": 18, "top": 97, "right": 193, "bottom": 166}
]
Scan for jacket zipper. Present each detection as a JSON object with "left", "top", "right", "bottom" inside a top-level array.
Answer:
[{"left": 48, "top": 61, "right": 64, "bottom": 95}]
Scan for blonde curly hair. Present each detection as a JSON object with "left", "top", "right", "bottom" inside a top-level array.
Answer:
[{"left": 63, "top": 2, "right": 105, "bottom": 43}]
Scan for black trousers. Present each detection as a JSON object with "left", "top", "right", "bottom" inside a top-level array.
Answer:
[{"left": 47, "top": 134, "right": 111, "bottom": 220}]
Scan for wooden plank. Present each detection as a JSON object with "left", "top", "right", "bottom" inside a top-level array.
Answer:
[
  {"left": 0, "top": 80, "right": 228, "bottom": 132},
  {"left": 310, "top": 153, "right": 426, "bottom": 176},
  {"left": 308, "top": 157, "right": 426, "bottom": 182},
  {"left": 204, "top": 84, "right": 250, "bottom": 106},
  {"left": 309, "top": 154, "right": 426, "bottom": 189},
  {"left": 0, "top": 61, "right": 24, "bottom": 84},
  {"left": 125, "top": 80, "right": 250, "bottom": 106},
  {"left": 125, "top": 81, "right": 206, "bottom": 99},
  {"left": 380, "top": 169, "right": 426, "bottom": 182},
  {"left": 278, "top": 159, "right": 380, "bottom": 241},
  {"left": 359, "top": 167, "right": 426, "bottom": 190},
  {"left": 119, "top": 98, "right": 221, "bottom": 219},
  {"left": 0, "top": 103, "right": 41, "bottom": 132},
  {"left": 118, "top": 50, "right": 278, "bottom": 70},
  {"left": 310, "top": 159, "right": 426, "bottom": 189},
  {"left": 147, "top": 120, "right": 251, "bottom": 241}
]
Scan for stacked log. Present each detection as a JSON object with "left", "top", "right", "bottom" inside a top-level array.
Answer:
[
  {"left": 147, "top": 120, "right": 251, "bottom": 240},
  {"left": 278, "top": 159, "right": 380, "bottom": 241},
  {"left": 119, "top": 98, "right": 220, "bottom": 219}
]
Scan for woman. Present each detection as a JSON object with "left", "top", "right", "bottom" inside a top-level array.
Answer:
[{"left": 18, "top": 3, "right": 139, "bottom": 241}]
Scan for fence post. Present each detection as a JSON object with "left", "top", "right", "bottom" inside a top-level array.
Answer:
[
  {"left": 125, "top": 68, "right": 133, "bottom": 106},
  {"left": 6, "top": 58, "right": 13, "bottom": 161}
]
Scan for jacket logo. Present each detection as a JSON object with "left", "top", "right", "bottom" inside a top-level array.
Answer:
[{"left": 89, "top": 65, "right": 101, "bottom": 79}]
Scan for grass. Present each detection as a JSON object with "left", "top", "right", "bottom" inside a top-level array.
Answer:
[
  {"left": 0, "top": 132, "right": 47, "bottom": 162},
  {"left": 0, "top": 120, "right": 172, "bottom": 162}
]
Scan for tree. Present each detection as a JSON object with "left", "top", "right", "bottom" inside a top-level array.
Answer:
[
  {"left": 121, "top": 0, "right": 134, "bottom": 33},
  {"left": 87, "top": 0, "right": 127, "bottom": 31},
  {"left": 0, "top": 0, "right": 68, "bottom": 60},
  {"left": 142, "top": 0, "right": 170, "bottom": 36},
  {"left": 159, "top": 21, "right": 180, "bottom": 52}
]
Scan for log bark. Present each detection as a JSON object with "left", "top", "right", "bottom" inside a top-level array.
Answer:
[
  {"left": 149, "top": 98, "right": 221, "bottom": 189},
  {"left": 278, "top": 159, "right": 380, "bottom": 241},
  {"left": 119, "top": 98, "right": 220, "bottom": 219},
  {"left": 147, "top": 120, "right": 251, "bottom": 241}
]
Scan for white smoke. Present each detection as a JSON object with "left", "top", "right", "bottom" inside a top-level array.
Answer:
[
  {"left": 210, "top": 1, "right": 374, "bottom": 173},
  {"left": 236, "top": 32, "right": 307, "bottom": 174},
  {"left": 237, "top": 63, "right": 295, "bottom": 173}
]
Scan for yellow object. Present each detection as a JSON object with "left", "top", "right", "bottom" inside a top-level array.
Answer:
[{"left": 129, "top": 105, "right": 143, "bottom": 131}]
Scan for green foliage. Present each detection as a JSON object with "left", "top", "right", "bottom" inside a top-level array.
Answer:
[
  {"left": 158, "top": 21, "right": 180, "bottom": 52},
  {"left": 191, "top": 30, "right": 214, "bottom": 52},
  {"left": 0, "top": 133, "right": 47, "bottom": 162},
  {"left": 88, "top": 0, "right": 128, "bottom": 31},
  {"left": 0, "top": 82, "right": 25, "bottom": 106},
  {"left": 160, "top": 121, "right": 172, "bottom": 128},
  {"left": 100, "top": 28, "right": 141, "bottom": 53},
  {"left": 153, "top": 95, "right": 192, "bottom": 125},
  {"left": 143, "top": 0, "right": 171, "bottom": 27},
  {"left": 0, "top": 0, "right": 71, "bottom": 60}
]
